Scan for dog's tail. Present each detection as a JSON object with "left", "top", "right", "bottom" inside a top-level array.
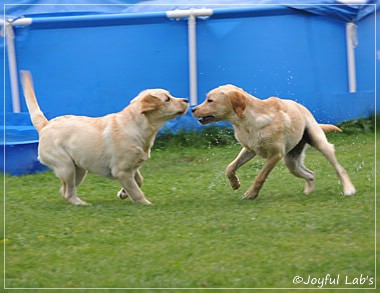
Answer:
[
  {"left": 319, "top": 124, "right": 342, "bottom": 133},
  {"left": 20, "top": 70, "right": 48, "bottom": 133}
]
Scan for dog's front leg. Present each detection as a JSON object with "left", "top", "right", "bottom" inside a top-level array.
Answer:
[
  {"left": 118, "top": 171, "right": 151, "bottom": 205},
  {"left": 226, "top": 147, "right": 255, "bottom": 190},
  {"left": 117, "top": 169, "right": 144, "bottom": 199},
  {"left": 243, "top": 153, "right": 282, "bottom": 200}
]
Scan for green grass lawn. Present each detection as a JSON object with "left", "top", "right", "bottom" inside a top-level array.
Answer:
[{"left": 2, "top": 131, "right": 376, "bottom": 290}]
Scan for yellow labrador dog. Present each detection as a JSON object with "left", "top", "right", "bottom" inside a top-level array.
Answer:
[
  {"left": 21, "top": 71, "right": 189, "bottom": 205},
  {"left": 192, "top": 84, "right": 356, "bottom": 199}
]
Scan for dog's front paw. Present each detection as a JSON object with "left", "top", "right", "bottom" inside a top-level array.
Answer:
[
  {"left": 68, "top": 197, "right": 91, "bottom": 206},
  {"left": 343, "top": 185, "right": 356, "bottom": 196},
  {"left": 117, "top": 188, "right": 129, "bottom": 199},
  {"left": 242, "top": 191, "right": 258, "bottom": 200},
  {"left": 134, "top": 198, "right": 152, "bottom": 205}
]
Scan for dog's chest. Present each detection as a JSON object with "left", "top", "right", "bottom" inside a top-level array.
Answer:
[{"left": 234, "top": 127, "right": 273, "bottom": 158}]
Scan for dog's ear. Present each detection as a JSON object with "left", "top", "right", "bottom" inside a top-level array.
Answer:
[
  {"left": 140, "top": 94, "right": 162, "bottom": 114},
  {"left": 228, "top": 90, "right": 247, "bottom": 118}
]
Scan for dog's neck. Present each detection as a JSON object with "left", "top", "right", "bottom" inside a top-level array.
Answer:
[
  {"left": 118, "top": 104, "right": 165, "bottom": 153},
  {"left": 230, "top": 97, "right": 274, "bottom": 131}
]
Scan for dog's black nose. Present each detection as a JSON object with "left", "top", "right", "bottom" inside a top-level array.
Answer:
[
  {"left": 183, "top": 98, "right": 189, "bottom": 103},
  {"left": 191, "top": 107, "right": 196, "bottom": 113}
]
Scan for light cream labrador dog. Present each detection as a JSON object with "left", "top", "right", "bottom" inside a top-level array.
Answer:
[
  {"left": 21, "top": 70, "right": 189, "bottom": 205},
  {"left": 192, "top": 84, "right": 356, "bottom": 199}
]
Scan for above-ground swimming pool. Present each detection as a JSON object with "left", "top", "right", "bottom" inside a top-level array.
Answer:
[
  {"left": 2, "top": 113, "right": 48, "bottom": 175},
  {"left": 2, "top": 2, "right": 377, "bottom": 175}
]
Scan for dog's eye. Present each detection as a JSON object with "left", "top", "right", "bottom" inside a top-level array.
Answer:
[
  {"left": 165, "top": 96, "right": 171, "bottom": 102},
  {"left": 207, "top": 99, "right": 213, "bottom": 103}
]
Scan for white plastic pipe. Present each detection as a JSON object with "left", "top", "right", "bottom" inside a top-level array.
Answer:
[
  {"left": 11, "top": 18, "right": 33, "bottom": 26},
  {"left": 2, "top": 18, "right": 33, "bottom": 113},
  {"left": 346, "top": 22, "right": 358, "bottom": 93},
  {"left": 166, "top": 8, "right": 213, "bottom": 19},
  {"left": 166, "top": 9, "right": 213, "bottom": 105},
  {"left": 188, "top": 14, "right": 198, "bottom": 106},
  {"left": 6, "top": 23, "right": 21, "bottom": 113}
]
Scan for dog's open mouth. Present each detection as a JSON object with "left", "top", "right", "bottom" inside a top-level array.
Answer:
[{"left": 198, "top": 116, "right": 216, "bottom": 124}]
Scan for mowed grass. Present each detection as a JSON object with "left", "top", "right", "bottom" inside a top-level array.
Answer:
[{"left": 2, "top": 131, "right": 376, "bottom": 290}]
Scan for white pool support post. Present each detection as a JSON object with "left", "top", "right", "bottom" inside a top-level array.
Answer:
[
  {"left": 166, "top": 9, "right": 213, "bottom": 106},
  {"left": 2, "top": 18, "right": 33, "bottom": 113},
  {"left": 188, "top": 13, "right": 198, "bottom": 106},
  {"left": 6, "top": 23, "right": 21, "bottom": 113},
  {"left": 346, "top": 22, "right": 358, "bottom": 93}
]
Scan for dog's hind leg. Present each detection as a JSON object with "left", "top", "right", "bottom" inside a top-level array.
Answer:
[
  {"left": 135, "top": 169, "right": 144, "bottom": 187},
  {"left": 307, "top": 125, "right": 356, "bottom": 196},
  {"left": 226, "top": 147, "right": 255, "bottom": 190},
  {"left": 54, "top": 162, "right": 90, "bottom": 205},
  {"left": 75, "top": 165, "right": 88, "bottom": 187},
  {"left": 284, "top": 142, "right": 315, "bottom": 194}
]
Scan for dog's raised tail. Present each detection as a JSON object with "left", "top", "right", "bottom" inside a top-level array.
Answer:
[
  {"left": 20, "top": 70, "right": 48, "bottom": 133},
  {"left": 319, "top": 124, "right": 342, "bottom": 133}
]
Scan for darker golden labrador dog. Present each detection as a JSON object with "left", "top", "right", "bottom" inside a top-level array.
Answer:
[{"left": 192, "top": 84, "right": 355, "bottom": 199}]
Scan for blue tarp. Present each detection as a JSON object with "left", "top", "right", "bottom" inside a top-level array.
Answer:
[{"left": 2, "top": 0, "right": 378, "bottom": 22}]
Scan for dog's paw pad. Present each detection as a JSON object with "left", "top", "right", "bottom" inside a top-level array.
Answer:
[
  {"left": 228, "top": 176, "right": 241, "bottom": 190},
  {"left": 117, "top": 188, "right": 129, "bottom": 199},
  {"left": 231, "top": 182, "right": 241, "bottom": 190}
]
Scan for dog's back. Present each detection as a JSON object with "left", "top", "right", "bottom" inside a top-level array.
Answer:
[{"left": 281, "top": 99, "right": 342, "bottom": 133}]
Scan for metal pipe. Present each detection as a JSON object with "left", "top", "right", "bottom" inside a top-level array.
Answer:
[{"left": 346, "top": 22, "right": 358, "bottom": 93}]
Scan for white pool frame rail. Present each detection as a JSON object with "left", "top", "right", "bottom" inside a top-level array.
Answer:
[{"left": 2, "top": 18, "right": 33, "bottom": 113}]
